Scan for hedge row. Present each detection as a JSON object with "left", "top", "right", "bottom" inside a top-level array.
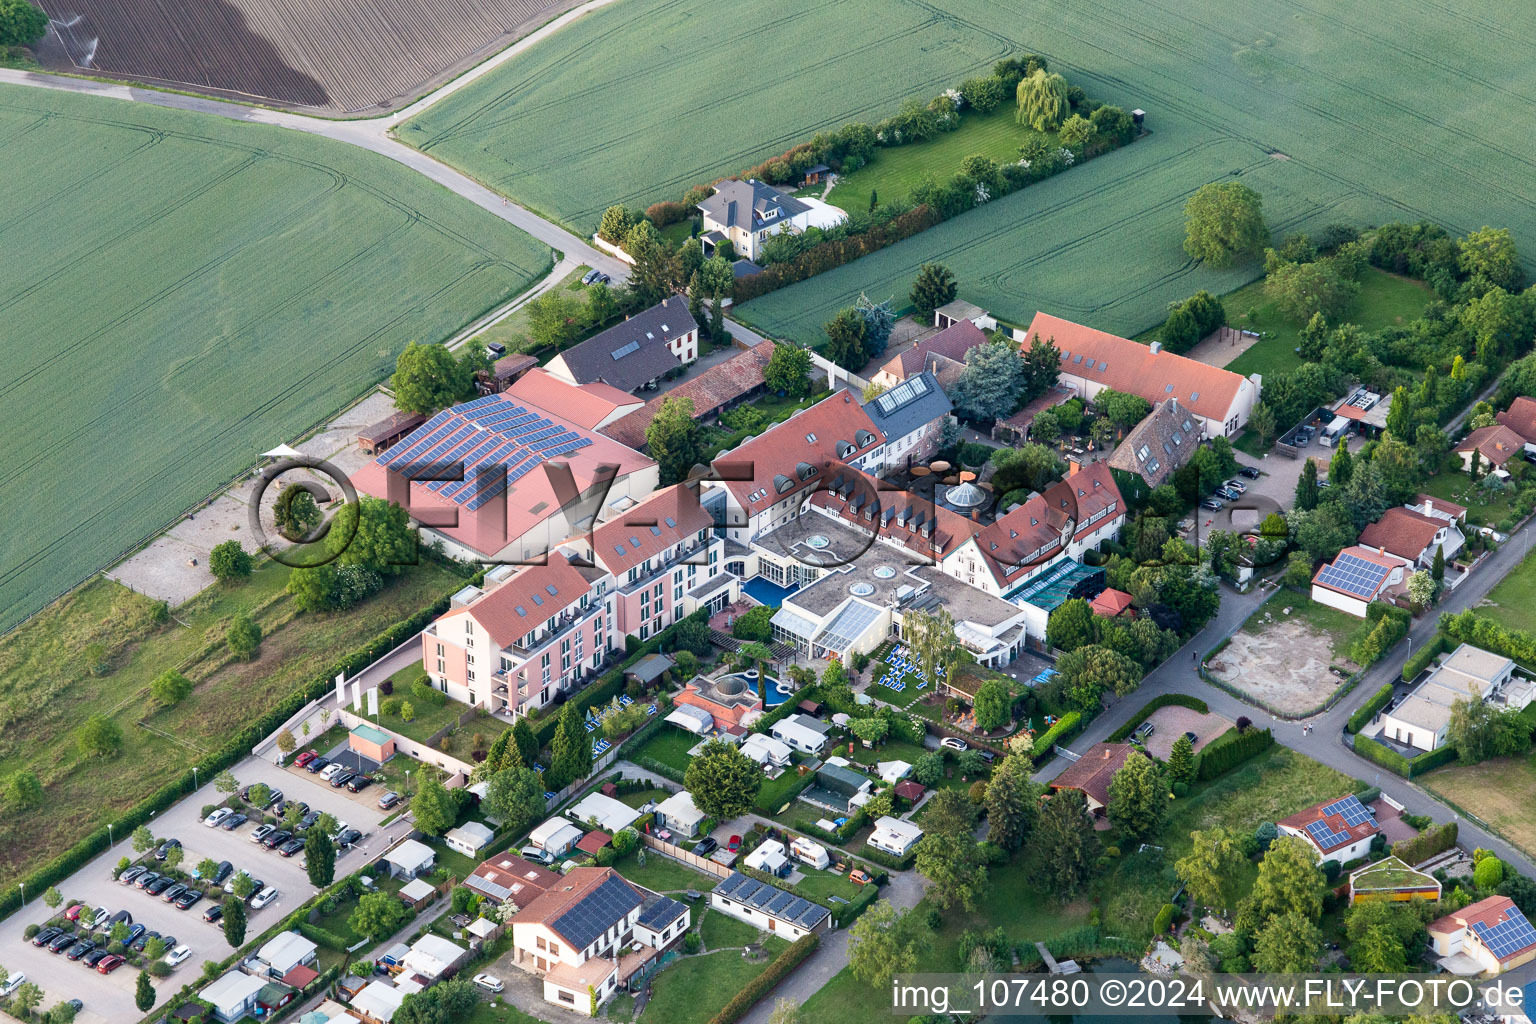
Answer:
[
  {"left": 1441, "top": 609, "right": 1536, "bottom": 666},
  {"left": 1393, "top": 821, "right": 1458, "bottom": 866},
  {"left": 1030, "top": 711, "right": 1082, "bottom": 761},
  {"left": 0, "top": 590, "right": 457, "bottom": 925},
  {"left": 831, "top": 884, "right": 879, "bottom": 927},
  {"left": 1152, "top": 903, "right": 1175, "bottom": 935},
  {"left": 1347, "top": 684, "right": 1396, "bottom": 734},
  {"left": 296, "top": 920, "right": 352, "bottom": 952},
  {"left": 858, "top": 845, "right": 916, "bottom": 872},
  {"left": 1108, "top": 694, "right": 1209, "bottom": 742},
  {"left": 707, "top": 933, "right": 820, "bottom": 1024},
  {"left": 1353, "top": 734, "right": 1411, "bottom": 777},
  {"left": 1402, "top": 633, "right": 1450, "bottom": 681},
  {"left": 1195, "top": 727, "right": 1274, "bottom": 780},
  {"left": 1408, "top": 745, "right": 1459, "bottom": 776},
  {"left": 732, "top": 205, "right": 942, "bottom": 304}
]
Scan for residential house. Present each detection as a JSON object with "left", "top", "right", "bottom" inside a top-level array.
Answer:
[
  {"left": 1496, "top": 396, "right": 1536, "bottom": 451},
  {"left": 1048, "top": 742, "right": 1133, "bottom": 816},
  {"left": 744, "top": 838, "right": 790, "bottom": 877},
  {"left": 710, "top": 871, "right": 831, "bottom": 939},
  {"left": 253, "top": 932, "right": 318, "bottom": 979},
  {"left": 1105, "top": 398, "right": 1202, "bottom": 489},
  {"left": 868, "top": 816, "right": 924, "bottom": 858},
  {"left": 1454, "top": 424, "right": 1525, "bottom": 474},
  {"left": 381, "top": 839, "right": 435, "bottom": 880},
  {"left": 1020, "top": 312, "right": 1261, "bottom": 437},
  {"left": 544, "top": 296, "right": 698, "bottom": 394},
  {"left": 653, "top": 790, "right": 706, "bottom": 838},
  {"left": 870, "top": 320, "right": 989, "bottom": 390},
  {"left": 599, "top": 343, "right": 776, "bottom": 451},
  {"left": 771, "top": 713, "right": 831, "bottom": 755},
  {"left": 1377, "top": 643, "right": 1521, "bottom": 752},
  {"left": 698, "top": 180, "right": 848, "bottom": 262},
  {"left": 1277, "top": 795, "right": 1382, "bottom": 865},
  {"left": 351, "top": 387, "right": 657, "bottom": 564},
  {"left": 398, "top": 934, "right": 467, "bottom": 985},
  {"left": 444, "top": 822, "right": 495, "bottom": 857},
  {"left": 1090, "top": 588, "right": 1135, "bottom": 619},
  {"left": 1358, "top": 504, "right": 1465, "bottom": 568},
  {"left": 1311, "top": 546, "right": 1410, "bottom": 618},
  {"left": 857, "top": 371, "right": 955, "bottom": 475},
  {"left": 510, "top": 867, "right": 689, "bottom": 1014},
  {"left": 203, "top": 971, "right": 267, "bottom": 1024},
  {"left": 739, "top": 732, "right": 793, "bottom": 768},
  {"left": 1429, "top": 895, "right": 1536, "bottom": 974},
  {"left": 567, "top": 792, "right": 641, "bottom": 833},
  {"left": 529, "top": 817, "right": 584, "bottom": 858}
]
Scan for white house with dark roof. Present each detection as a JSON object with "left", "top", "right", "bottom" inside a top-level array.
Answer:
[
  {"left": 698, "top": 180, "right": 831, "bottom": 261},
  {"left": 1376, "top": 643, "right": 1521, "bottom": 752},
  {"left": 544, "top": 296, "right": 697, "bottom": 394},
  {"left": 710, "top": 871, "right": 831, "bottom": 939}
]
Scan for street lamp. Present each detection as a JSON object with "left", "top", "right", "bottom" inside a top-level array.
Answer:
[
  {"left": 108, "top": 823, "right": 114, "bottom": 848},
  {"left": 17, "top": 883, "right": 23, "bottom": 907},
  {"left": 193, "top": 766, "right": 199, "bottom": 789}
]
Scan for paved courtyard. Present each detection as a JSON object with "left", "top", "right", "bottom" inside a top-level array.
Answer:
[{"left": 1139, "top": 705, "right": 1234, "bottom": 759}]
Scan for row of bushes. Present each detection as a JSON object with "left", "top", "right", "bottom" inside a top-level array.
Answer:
[
  {"left": 831, "top": 883, "right": 880, "bottom": 927},
  {"left": 797, "top": 809, "right": 869, "bottom": 846},
  {"left": 1350, "top": 604, "right": 1411, "bottom": 667},
  {"left": 732, "top": 204, "right": 941, "bottom": 304},
  {"left": 1402, "top": 633, "right": 1450, "bottom": 681},
  {"left": 1347, "top": 684, "right": 1396, "bottom": 734},
  {"left": 296, "top": 920, "right": 352, "bottom": 952},
  {"left": 1108, "top": 694, "right": 1208, "bottom": 742},
  {"left": 0, "top": 588, "right": 459, "bottom": 925},
  {"left": 1393, "top": 821, "right": 1459, "bottom": 866},
  {"left": 1440, "top": 609, "right": 1536, "bottom": 666},
  {"left": 1030, "top": 711, "right": 1082, "bottom": 761},
  {"left": 707, "top": 933, "right": 820, "bottom": 1024},
  {"left": 1195, "top": 726, "right": 1274, "bottom": 780},
  {"left": 1353, "top": 733, "right": 1461, "bottom": 778},
  {"left": 858, "top": 844, "right": 915, "bottom": 872}
]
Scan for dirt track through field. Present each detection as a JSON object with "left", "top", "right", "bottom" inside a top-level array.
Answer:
[{"left": 39, "top": 0, "right": 581, "bottom": 111}]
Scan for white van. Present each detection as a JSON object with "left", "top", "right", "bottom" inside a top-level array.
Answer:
[{"left": 1319, "top": 415, "right": 1350, "bottom": 448}]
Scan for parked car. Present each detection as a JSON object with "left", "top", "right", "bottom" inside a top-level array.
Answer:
[
  {"left": 166, "top": 945, "right": 193, "bottom": 967},
  {"left": 119, "top": 865, "right": 146, "bottom": 886},
  {"left": 65, "top": 941, "right": 96, "bottom": 961},
  {"left": 242, "top": 882, "right": 265, "bottom": 904},
  {"left": 134, "top": 871, "right": 160, "bottom": 890},
  {"left": 30, "top": 927, "right": 61, "bottom": 948},
  {"left": 849, "top": 869, "right": 872, "bottom": 885},
  {"left": 330, "top": 771, "right": 355, "bottom": 789},
  {"left": 1199, "top": 498, "right": 1224, "bottom": 511},
  {"left": 596, "top": 272, "right": 610, "bottom": 285},
  {"left": 173, "top": 890, "right": 203, "bottom": 911},
  {"left": 346, "top": 775, "right": 372, "bottom": 793},
  {"left": 377, "top": 791, "right": 401, "bottom": 810},
  {"left": 727, "top": 835, "right": 741, "bottom": 852},
  {"left": 251, "top": 887, "right": 279, "bottom": 910},
  {"left": 1184, "top": 731, "right": 1199, "bottom": 744},
  {"left": 1133, "top": 721, "right": 1156, "bottom": 741},
  {"left": 318, "top": 764, "right": 344, "bottom": 782},
  {"left": 979, "top": 749, "right": 997, "bottom": 763},
  {"left": 1215, "top": 486, "right": 1241, "bottom": 501},
  {"left": 131, "top": 930, "right": 158, "bottom": 952},
  {"left": 145, "top": 877, "right": 175, "bottom": 896},
  {"left": 694, "top": 837, "right": 718, "bottom": 856},
  {"left": 298, "top": 811, "right": 320, "bottom": 831},
  {"left": 203, "top": 904, "right": 224, "bottom": 924},
  {"left": 221, "top": 813, "right": 248, "bottom": 832},
  {"left": 305, "top": 757, "right": 330, "bottom": 774},
  {"left": 105, "top": 909, "right": 131, "bottom": 930},
  {"left": 96, "top": 954, "right": 126, "bottom": 974},
  {"left": 82, "top": 948, "right": 111, "bottom": 968},
  {"left": 64, "top": 904, "right": 84, "bottom": 922},
  {"left": 1239, "top": 465, "right": 1261, "bottom": 479},
  {"left": 262, "top": 830, "right": 292, "bottom": 850},
  {"left": 485, "top": 341, "right": 506, "bottom": 359},
  {"left": 337, "top": 829, "right": 362, "bottom": 848},
  {"left": 203, "top": 807, "right": 232, "bottom": 828},
  {"left": 262, "top": 789, "right": 284, "bottom": 809},
  {"left": 0, "top": 974, "right": 25, "bottom": 997},
  {"left": 90, "top": 907, "right": 111, "bottom": 928},
  {"left": 329, "top": 821, "right": 350, "bottom": 842},
  {"left": 48, "top": 932, "right": 79, "bottom": 953},
  {"left": 211, "top": 861, "right": 234, "bottom": 885},
  {"left": 580, "top": 269, "right": 599, "bottom": 285},
  {"left": 472, "top": 974, "right": 505, "bottom": 994},
  {"left": 940, "top": 737, "right": 968, "bottom": 751},
  {"left": 125, "top": 923, "right": 146, "bottom": 946},
  {"left": 223, "top": 872, "right": 251, "bottom": 895},
  {"left": 278, "top": 838, "right": 305, "bottom": 858},
  {"left": 519, "top": 846, "right": 553, "bottom": 865},
  {"left": 160, "top": 883, "right": 188, "bottom": 903},
  {"left": 66, "top": 1002, "right": 82, "bottom": 1014},
  {"left": 154, "top": 838, "right": 182, "bottom": 861},
  {"left": 250, "top": 824, "right": 276, "bottom": 844},
  {"left": 294, "top": 751, "right": 318, "bottom": 768}
]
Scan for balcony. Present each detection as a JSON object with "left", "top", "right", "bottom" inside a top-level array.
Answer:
[
  {"left": 503, "top": 602, "right": 603, "bottom": 655},
  {"left": 619, "top": 539, "right": 716, "bottom": 596}
]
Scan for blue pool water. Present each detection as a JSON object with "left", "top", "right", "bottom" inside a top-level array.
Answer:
[
  {"left": 742, "top": 577, "right": 798, "bottom": 606},
  {"left": 753, "top": 675, "right": 792, "bottom": 708}
]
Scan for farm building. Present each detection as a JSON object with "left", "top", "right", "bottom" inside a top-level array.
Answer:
[
  {"left": 599, "top": 342, "right": 776, "bottom": 451},
  {"left": 356, "top": 411, "right": 427, "bottom": 455},
  {"left": 544, "top": 296, "right": 698, "bottom": 394},
  {"left": 933, "top": 299, "right": 996, "bottom": 331}
]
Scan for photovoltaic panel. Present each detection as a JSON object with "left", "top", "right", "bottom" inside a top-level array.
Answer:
[
  {"left": 427, "top": 434, "right": 500, "bottom": 492},
  {"left": 379, "top": 416, "right": 458, "bottom": 466},
  {"left": 530, "top": 430, "right": 582, "bottom": 451},
  {"left": 1321, "top": 795, "right": 1374, "bottom": 827},
  {"left": 455, "top": 394, "right": 504, "bottom": 413},
  {"left": 439, "top": 441, "right": 515, "bottom": 500},
  {"left": 411, "top": 423, "right": 477, "bottom": 467},
  {"left": 501, "top": 416, "right": 553, "bottom": 437},
  {"left": 476, "top": 405, "right": 535, "bottom": 428},
  {"left": 1316, "top": 552, "right": 1391, "bottom": 599},
  {"left": 1305, "top": 819, "right": 1350, "bottom": 850}
]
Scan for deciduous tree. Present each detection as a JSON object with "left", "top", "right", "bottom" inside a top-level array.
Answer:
[
  {"left": 971, "top": 678, "right": 1012, "bottom": 732},
  {"left": 410, "top": 774, "right": 456, "bottom": 836},
  {"left": 848, "top": 900, "right": 929, "bottom": 989},
  {"left": 1176, "top": 827, "right": 1246, "bottom": 914},
  {"left": 1107, "top": 750, "right": 1165, "bottom": 842},
  {"left": 765, "top": 344, "right": 812, "bottom": 398},
  {"left": 1015, "top": 69, "right": 1070, "bottom": 131},
  {"left": 483, "top": 767, "right": 545, "bottom": 835},
  {"left": 208, "top": 541, "right": 254, "bottom": 582},
  {"left": 76, "top": 713, "right": 122, "bottom": 757},
  {"left": 1183, "top": 182, "right": 1267, "bottom": 267},
  {"left": 226, "top": 614, "right": 261, "bottom": 660},
  {"left": 1252, "top": 910, "right": 1322, "bottom": 972},
  {"left": 350, "top": 890, "right": 411, "bottom": 941},
  {"left": 1046, "top": 598, "right": 1097, "bottom": 653},
  {"left": 392, "top": 341, "right": 469, "bottom": 414},
  {"left": 646, "top": 396, "right": 702, "bottom": 486},
  {"left": 3, "top": 770, "right": 42, "bottom": 810},
  {"left": 1238, "top": 836, "right": 1325, "bottom": 931}
]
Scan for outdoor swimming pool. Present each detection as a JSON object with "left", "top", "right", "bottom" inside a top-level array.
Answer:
[
  {"left": 741, "top": 577, "right": 798, "bottom": 606},
  {"left": 726, "top": 670, "right": 792, "bottom": 708}
]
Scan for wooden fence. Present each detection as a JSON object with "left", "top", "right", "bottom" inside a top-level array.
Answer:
[{"left": 639, "top": 834, "right": 732, "bottom": 880}]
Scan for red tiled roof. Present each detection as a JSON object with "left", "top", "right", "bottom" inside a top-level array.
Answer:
[
  {"left": 1049, "top": 742, "right": 1133, "bottom": 807},
  {"left": 1496, "top": 396, "right": 1536, "bottom": 444},
  {"left": 1416, "top": 494, "right": 1467, "bottom": 521},
  {"left": 894, "top": 780, "right": 925, "bottom": 801},
  {"left": 507, "top": 369, "right": 641, "bottom": 431},
  {"left": 469, "top": 854, "right": 562, "bottom": 900},
  {"left": 1311, "top": 545, "right": 1402, "bottom": 599},
  {"left": 281, "top": 964, "right": 320, "bottom": 989},
  {"left": 1090, "top": 588, "right": 1135, "bottom": 617},
  {"left": 1358, "top": 507, "right": 1445, "bottom": 562},
  {"left": 714, "top": 390, "right": 885, "bottom": 512},
  {"left": 575, "top": 830, "right": 612, "bottom": 854},
  {"left": 1429, "top": 896, "right": 1536, "bottom": 962},
  {"left": 585, "top": 484, "right": 714, "bottom": 575},
  {"left": 491, "top": 353, "right": 539, "bottom": 381},
  {"left": 1454, "top": 423, "right": 1525, "bottom": 466},
  {"left": 515, "top": 867, "right": 641, "bottom": 946},
  {"left": 1022, "top": 312, "right": 1250, "bottom": 425},
  {"left": 600, "top": 343, "right": 774, "bottom": 450},
  {"left": 881, "top": 320, "right": 988, "bottom": 380},
  {"left": 998, "top": 384, "right": 1076, "bottom": 430},
  {"left": 973, "top": 463, "right": 1123, "bottom": 587},
  {"left": 443, "top": 552, "right": 592, "bottom": 648},
  {"left": 1279, "top": 794, "right": 1382, "bottom": 854}
]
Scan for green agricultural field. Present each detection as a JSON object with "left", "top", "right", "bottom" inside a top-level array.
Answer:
[
  {"left": 0, "top": 85, "right": 550, "bottom": 633},
  {"left": 403, "top": 0, "right": 1536, "bottom": 345}
]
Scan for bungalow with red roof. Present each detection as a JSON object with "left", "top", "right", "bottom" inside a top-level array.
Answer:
[
  {"left": 1049, "top": 742, "right": 1133, "bottom": 816},
  {"left": 1428, "top": 895, "right": 1536, "bottom": 974},
  {"left": 1090, "top": 588, "right": 1135, "bottom": 619},
  {"left": 464, "top": 853, "right": 561, "bottom": 906},
  {"left": 1311, "top": 545, "right": 1410, "bottom": 618},
  {"left": 1358, "top": 503, "right": 1464, "bottom": 568},
  {"left": 599, "top": 342, "right": 775, "bottom": 451},
  {"left": 869, "top": 319, "right": 989, "bottom": 390},
  {"left": 1019, "top": 312, "right": 1262, "bottom": 438},
  {"left": 1495, "top": 395, "right": 1536, "bottom": 448},
  {"left": 1454, "top": 423, "right": 1525, "bottom": 475},
  {"left": 1277, "top": 794, "right": 1381, "bottom": 864}
]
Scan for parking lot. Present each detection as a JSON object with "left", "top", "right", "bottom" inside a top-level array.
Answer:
[{"left": 0, "top": 754, "right": 398, "bottom": 1020}]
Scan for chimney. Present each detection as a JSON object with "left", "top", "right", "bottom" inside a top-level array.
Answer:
[
  {"left": 1149, "top": 340, "right": 1163, "bottom": 355},
  {"left": 972, "top": 508, "right": 981, "bottom": 523},
  {"left": 1068, "top": 458, "right": 1082, "bottom": 478},
  {"left": 1102, "top": 747, "right": 1112, "bottom": 760}
]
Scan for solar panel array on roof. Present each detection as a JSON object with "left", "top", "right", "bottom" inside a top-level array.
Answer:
[
  {"left": 715, "top": 872, "right": 828, "bottom": 929},
  {"left": 637, "top": 894, "right": 688, "bottom": 930},
  {"left": 1305, "top": 818, "right": 1351, "bottom": 851},
  {"left": 1321, "top": 795, "right": 1374, "bottom": 827},
  {"left": 1472, "top": 907, "right": 1536, "bottom": 959},
  {"left": 1316, "top": 552, "right": 1392, "bottom": 599},
  {"left": 874, "top": 374, "right": 931, "bottom": 414},
  {"left": 611, "top": 340, "right": 642, "bottom": 360},
  {"left": 549, "top": 874, "right": 643, "bottom": 950}
]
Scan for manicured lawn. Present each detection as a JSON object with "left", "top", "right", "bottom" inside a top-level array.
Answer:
[
  {"left": 1422, "top": 752, "right": 1536, "bottom": 860},
  {"left": 1475, "top": 544, "right": 1536, "bottom": 634},
  {"left": 464, "top": 1000, "right": 546, "bottom": 1024},
  {"left": 605, "top": 994, "right": 637, "bottom": 1024},
  {"left": 754, "top": 765, "right": 810, "bottom": 815},
  {"left": 800, "top": 966, "right": 885, "bottom": 1024},
  {"left": 1420, "top": 468, "right": 1533, "bottom": 531},
  {"left": 826, "top": 107, "right": 1061, "bottom": 214},
  {"left": 472, "top": 263, "right": 594, "bottom": 355},
  {"left": 789, "top": 868, "right": 865, "bottom": 906},
  {"left": 699, "top": 907, "right": 764, "bottom": 949},
  {"left": 376, "top": 683, "right": 515, "bottom": 758},
  {"left": 629, "top": 726, "right": 697, "bottom": 775},
  {"left": 615, "top": 851, "right": 720, "bottom": 894},
  {"left": 0, "top": 558, "right": 462, "bottom": 892},
  {"left": 619, "top": 786, "right": 671, "bottom": 809},
  {"left": 640, "top": 944, "right": 787, "bottom": 1024}
]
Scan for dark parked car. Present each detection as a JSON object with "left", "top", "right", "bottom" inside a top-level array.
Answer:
[
  {"left": 153, "top": 838, "right": 182, "bottom": 861},
  {"left": 299, "top": 811, "right": 320, "bottom": 830},
  {"left": 305, "top": 757, "right": 330, "bottom": 774},
  {"left": 1199, "top": 498, "right": 1224, "bottom": 512},
  {"left": 220, "top": 813, "right": 249, "bottom": 831},
  {"left": 262, "top": 830, "right": 292, "bottom": 850},
  {"left": 145, "top": 876, "right": 174, "bottom": 896},
  {"left": 336, "top": 829, "right": 362, "bottom": 848},
  {"left": 346, "top": 775, "right": 372, "bottom": 793},
  {"left": 278, "top": 838, "right": 305, "bottom": 858},
  {"left": 1239, "top": 466, "right": 1261, "bottom": 479},
  {"left": 31, "top": 927, "right": 61, "bottom": 947},
  {"left": 979, "top": 749, "right": 997, "bottom": 763},
  {"left": 125, "top": 923, "right": 146, "bottom": 946},
  {"left": 48, "top": 932, "right": 79, "bottom": 953},
  {"left": 693, "top": 837, "right": 718, "bottom": 856},
  {"left": 135, "top": 871, "right": 160, "bottom": 890},
  {"left": 161, "top": 883, "right": 188, "bottom": 903},
  {"left": 158, "top": 935, "right": 178, "bottom": 952},
  {"left": 263, "top": 789, "right": 284, "bottom": 809},
  {"left": 106, "top": 909, "right": 132, "bottom": 929},
  {"left": 1184, "top": 731, "right": 1199, "bottom": 744},
  {"left": 173, "top": 890, "right": 203, "bottom": 911},
  {"left": 211, "top": 861, "right": 234, "bottom": 885},
  {"left": 329, "top": 771, "right": 355, "bottom": 789},
  {"left": 65, "top": 941, "right": 96, "bottom": 961},
  {"left": 82, "top": 948, "right": 111, "bottom": 968},
  {"left": 203, "top": 904, "right": 224, "bottom": 924},
  {"left": 131, "top": 929, "right": 157, "bottom": 952}
]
